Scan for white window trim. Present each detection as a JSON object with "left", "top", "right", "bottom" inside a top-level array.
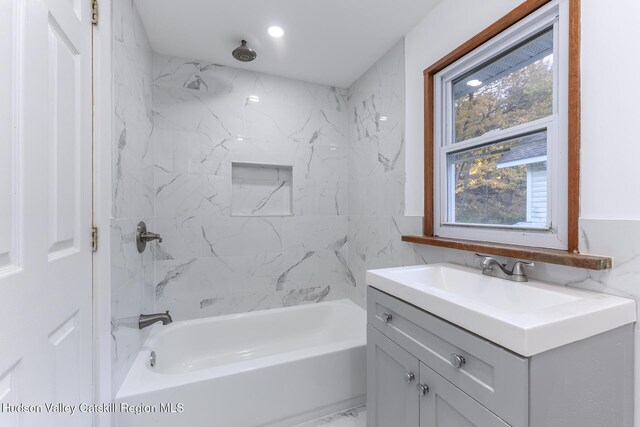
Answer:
[{"left": 433, "top": 0, "right": 569, "bottom": 250}]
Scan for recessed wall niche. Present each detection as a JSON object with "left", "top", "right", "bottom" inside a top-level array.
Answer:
[{"left": 231, "top": 162, "right": 293, "bottom": 216}]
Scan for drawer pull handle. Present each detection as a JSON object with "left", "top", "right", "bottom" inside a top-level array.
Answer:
[
  {"left": 404, "top": 371, "right": 415, "bottom": 383},
  {"left": 381, "top": 313, "right": 392, "bottom": 323},
  {"left": 450, "top": 353, "right": 466, "bottom": 368},
  {"left": 417, "top": 383, "right": 429, "bottom": 396}
]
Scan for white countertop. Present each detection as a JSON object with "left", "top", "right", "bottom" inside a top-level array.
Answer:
[{"left": 366, "top": 263, "right": 636, "bottom": 356}]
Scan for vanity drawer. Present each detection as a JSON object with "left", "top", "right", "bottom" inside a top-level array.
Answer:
[{"left": 367, "top": 286, "right": 528, "bottom": 427}]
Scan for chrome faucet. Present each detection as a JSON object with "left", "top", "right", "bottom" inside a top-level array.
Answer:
[
  {"left": 139, "top": 311, "right": 173, "bottom": 329},
  {"left": 475, "top": 253, "right": 534, "bottom": 282}
]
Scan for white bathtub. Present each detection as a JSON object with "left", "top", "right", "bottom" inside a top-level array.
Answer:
[{"left": 115, "top": 299, "right": 366, "bottom": 427}]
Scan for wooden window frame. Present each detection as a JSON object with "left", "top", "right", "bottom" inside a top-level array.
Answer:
[
  {"left": 433, "top": 8, "right": 564, "bottom": 249},
  {"left": 402, "top": 0, "right": 613, "bottom": 270}
]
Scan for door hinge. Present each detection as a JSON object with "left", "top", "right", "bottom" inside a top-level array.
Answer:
[
  {"left": 91, "top": 226, "right": 99, "bottom": 252},
  {"left": 91, "top": 0, "right": 98, "bottom": 25}
]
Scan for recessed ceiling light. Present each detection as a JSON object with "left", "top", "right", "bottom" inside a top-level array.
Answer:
[
  {"left": 248, "top": 95, "right": 260, "bottom": 103},
  {"left": 466, "top": 79, "right": 482, "bottom": 87},
  {"left": 268, "top": 26, "right": 284, "bottom": 38}
]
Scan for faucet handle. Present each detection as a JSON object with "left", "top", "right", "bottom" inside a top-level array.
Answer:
[
  {"left": 136, "top": 221, "right": 163, "bottom": 253},
  {"left": 474, "top": 253, "right": 489, "bottom": 263},
  {"left": 475, "top": 253, "right": 495, "bottom": 269},
  {"left": 512, "top": 260, "right": 535, "bottom": 276}
]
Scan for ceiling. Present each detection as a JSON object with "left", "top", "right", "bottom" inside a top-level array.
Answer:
[{"left": 133, "top": 0, "right": 442, "bottom": 88}]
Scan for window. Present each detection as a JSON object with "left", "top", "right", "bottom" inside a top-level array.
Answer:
[
  {"left": 406, "top": 0, "right": 611, "bottom": 269},
  {"left": 432, "top": 1, "right": 569, "bottom": 249}
]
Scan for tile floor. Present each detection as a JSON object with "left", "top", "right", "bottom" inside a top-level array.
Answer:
[{"left": 295, "top": 405, "right": 367, "bottom": 427}]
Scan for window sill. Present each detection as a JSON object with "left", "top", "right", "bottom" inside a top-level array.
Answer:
[{"left": 401, "top": 235, "right": 612, "bottom": 271}]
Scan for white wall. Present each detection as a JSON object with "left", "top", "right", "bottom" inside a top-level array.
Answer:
[
  {"left": 404, "top": 0, "right": 640, "bottom": 219},
  {"left": 580, "top": 0, "right": 640, "bottom": 219}
]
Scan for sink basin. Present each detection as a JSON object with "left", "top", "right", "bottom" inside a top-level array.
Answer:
[{"left": 367, "top": 263, "right": 636, "bottom": 356}]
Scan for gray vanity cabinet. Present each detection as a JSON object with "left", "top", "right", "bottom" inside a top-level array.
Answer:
[
  {"left": 369, "top": 324, "right": 508, "bottom": 427},
  {"left": 418, "top": 362, "right": 508, "bottom": 427},
  {"left": 367, "top": 286, "right": 634, "bottom": 427},
  {"left": 367, "top": 326, "right": 419, "bottom": 427}
]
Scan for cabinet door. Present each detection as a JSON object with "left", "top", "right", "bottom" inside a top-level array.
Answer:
[
  {"left": 419, "top": 363, "right": 509, "bottom": 427},
  {"left": 367, "top": 326, "right": 420, "bottom": 427}
]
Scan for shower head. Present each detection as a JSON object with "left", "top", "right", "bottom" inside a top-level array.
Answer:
[{"left": 232, "top": 40, "right": 257, "bottom": 62}]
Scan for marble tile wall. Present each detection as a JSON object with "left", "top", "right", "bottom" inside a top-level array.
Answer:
[
  {"left": 151, "top": 55, "right": 351, "bottom": 321},
  {"left": 110, "top": 0, "right": 155, "bottom": 393},
  {"left": 346, "top": 40, "right": 430, "bottom": 306},
  {"left": 345, "top": 41, "right": 486, "bottom": 306}
]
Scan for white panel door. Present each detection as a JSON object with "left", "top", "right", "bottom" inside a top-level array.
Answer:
[{"left": 0, "top": 0, "right": 93, "bottom": 425}]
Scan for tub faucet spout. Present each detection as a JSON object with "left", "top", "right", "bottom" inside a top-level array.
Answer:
[{"left": 139, "top": 311, "right": 172, "bottom": 329}]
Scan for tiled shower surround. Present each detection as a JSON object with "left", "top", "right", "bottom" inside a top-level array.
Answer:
[
  {"left": 110, "top": 0, "right": 155, "bottom": 392},
  {"left": 151, "top": 54, "right": 351, "bottom": 318}
]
